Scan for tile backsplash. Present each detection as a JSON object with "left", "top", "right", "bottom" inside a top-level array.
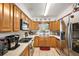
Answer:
[
  {"left": 0, "top": 31, "right": 29, "bottom": 39},
  {"left": 0, "top": 32, "right": 19, "bottom": 37}
]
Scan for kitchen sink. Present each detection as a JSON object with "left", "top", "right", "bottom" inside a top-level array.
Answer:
[{"left": 19, "top": 38, "right": 32, "bottom": 43}]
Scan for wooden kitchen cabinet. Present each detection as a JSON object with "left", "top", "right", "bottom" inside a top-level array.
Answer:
[
  {"left": 56, "top": 39, "right": 60, "bottom": 48},
  {"left": 50, "top": 36, "right": 57, "bottom": 48},
  {"left": 45, "top": 37, "right": 51, "bottom": 47},
  {"left": 0, "top": 3, "right": 13, "bottom": 32},
  {"left": 61, "top": 40, "right": 67, "bottom": 49},
  {"left": 21, "top": 13, "right": 26, "bottom": 20},
  {"left": 33, "top": 36, "right": 39, "bottom": 47},
  {"left": 10, "top": 4, "right": 14, "bottom": 31},
  {"left": 14, "top": 5, "right": 21, "bottom": 32},
  {"left": 29, "top": 20, "right": 39, "bottom": 30},
  {"left": 38, "top": 37, "right": 45, "bottom": 47},
  {"left": 56, "top": 20, "right": 60, "bottom": 31},
  {"left": 0, "top": 3, "right": 31, "bottom": 32},
  {"left": 0, "top": 3, "right": 3, "bottom": 31},
  {"left": 54, "top": 20, "right": 60, "bottom": 31},
  {"left": 49, "top": 21, "right": 54, "bottom": 31},
  {"left": 21, "top": 46, "right": 29, "bottom": 56},
  {"left": 51, "top": 20, "right": 60, "bottom": 31},
  {"left": 33, "top": 36, "right": 58, "bottom": 47}
]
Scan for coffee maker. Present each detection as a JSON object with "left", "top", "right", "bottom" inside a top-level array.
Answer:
[{"left": 6, "top": 34, "right": 20, "bottom": 50}]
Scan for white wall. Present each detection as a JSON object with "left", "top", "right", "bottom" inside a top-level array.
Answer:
[
  {"left": 15, "top": 3, "right": 32, "bottom": 20},
  {"left": 57, "top": 4, "right": 74, "bottom": 26},
  {"left": 57, "top": 4, "right": 79, "bottom": 26}
]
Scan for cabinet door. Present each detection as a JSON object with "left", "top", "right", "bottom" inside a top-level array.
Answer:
[
  {"left": 14, "top": 6, "right": 20, "bottom": 32},
  {"left": 38, "top": 37, "right": 45, "bottom": 47},
  {"left": 21, "top": 46, "right": 29, "bottom": 56},
  {"left": 45, "top": 37, "right": 51, "bottom": 47},
  {"left": 54, "top": 21, "right": 60, "bottom": 31},
  {"left": 56, "top": 39, "right": 60, "bottom": 48},
  {"left": 49, "top": 21, "right": 54, "bottom": 31},
  {"left": 29, "top": 21, "right": 38, "bottom": 30},
  {"left": 21, "top": 13, "right": 26, "bottom": 20},
  {"left": 0, "top": 3, "right": 3, "bottom": 31},
  {"left": 1, "top": 3, "right": 12, "bottom": 32},
  {"left": 10, "top": 4, "right": 13, "bottom": 31},
  {"left": 50, "top": 36, "right": 57, "bottom": 48},
  {"left": 33, "top": 36, "right": 39, "bottom": 47},
  {"left": 56, "top": 20, "right": 60, "bottom": 31}
]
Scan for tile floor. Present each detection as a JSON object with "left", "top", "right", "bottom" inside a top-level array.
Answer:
[{"left": 33, "top": 48, "right": 60, "bottom": 56}]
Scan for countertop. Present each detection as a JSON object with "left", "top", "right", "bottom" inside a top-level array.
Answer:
[
  {"left": 4, "top": 35, "right": 35, "bottom": 56},
  {"left": 4, "top": 34, "right": 60, "bottom": 56}
]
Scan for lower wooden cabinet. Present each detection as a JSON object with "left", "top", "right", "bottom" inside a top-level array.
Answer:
[
  {"left": 21, "top": 46, "right": 29, "bottom": 56},
  {"left": 13, "top": 5, "right": 21, "bottom": 32},
  {"left": 56, "top": 39, "right": 60, "bottom": 48},
  {"left": 50, "top": 36, "right": 57, "bottom": 48},
  {"left": 61, "top": 40, "right": 67, "bottom": 49},
  {"left": 33, "top": 36, "right": 39, "bottom": 47},
  {"left": 45, "top": 37, "right": 51, "bottom": 47},
  {"left": 38, "top": 37, "right": 45, "bottom": 47},
  {"left": 33, "top": 36, "right": 61, "bottom": 48}
]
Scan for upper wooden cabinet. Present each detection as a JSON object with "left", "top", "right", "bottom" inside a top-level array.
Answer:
[
  {"left": 50, "top": 20, "right": 60, "bottom": 31},
  {"left": 0, "top": 3, "right": 31, "bottom": 32},
  {"left": 21, "top": 13, "right": 26, "bottom": 20},
  {"left": 56, "top": 20, "right": 60, "bottom": 31},
  {"left": 29, "top": 21, "right": 39, "bottom": 30},
  {"left": 49, "top": 21, "right": 54, "bottom": 31},
  {"left": 54, "top": 20, "right": 60, "bottom": 31},
  {"left": 13, "top": 5, "right": 21, "bottom": 32},
  {"left": 0, "top": 3, "right": 2, "bottom": 31},
  {"left": 0, "top": 3, "right": 13, "bottom": 32}
]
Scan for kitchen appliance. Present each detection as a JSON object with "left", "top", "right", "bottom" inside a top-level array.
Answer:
[
  {"left": 72, "top": 23, "right": 79, "bottom": 53},
  {"left": 20, "top": 19, "right": 29, "bottom": 31},
  {"left": 66, "top": 14, "right": 79, "bottom": 55},
  {"left": 6, "top": 35, "right": 20, "bottom": 50},
  {"left": 65, "top": 15, "right": 73, "bottom": 56},
  {"left": 0, "top": 37, "right": 8, "bottom": 56}
]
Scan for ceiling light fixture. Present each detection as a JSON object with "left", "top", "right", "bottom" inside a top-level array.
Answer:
[{"left": 44, "top": 3, "right": 51, "bottom": 16}]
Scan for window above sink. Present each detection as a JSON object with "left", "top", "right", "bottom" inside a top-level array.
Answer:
[{"left": 39, "top": 23, "right": 49, "bottom": 30}]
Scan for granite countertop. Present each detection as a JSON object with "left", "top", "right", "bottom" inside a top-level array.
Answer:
[
  {"left": 4, "top": 34, "right": 60, "bottom": 56},
  {"left": 4, "top": 35, "right": 35, "bottom": 56}
]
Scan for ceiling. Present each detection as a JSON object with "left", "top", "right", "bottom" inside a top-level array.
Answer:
[{"left": 16, "top": 3, "right": 73, "bottom": 21}]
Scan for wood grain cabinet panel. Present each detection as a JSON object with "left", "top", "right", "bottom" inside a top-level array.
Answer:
[
  {"left": 56, "top": 39, "right": 60, "bottom": 48},
  {"left": 10, "top": 4, "right": 14, "bottom": 31},
  {"left": 21, "top": 13, "right": 26, "bottom": 20},
  {"left": 45, "top": 37, "right": 51, "bottom": 47},
  {"left": 33, "top": 36, "right": 59, "bottom": 47},
  {"left": 49, "top": 21, "right": 54, "bottom": 31},
  {"left": 0, "top": 3, "right": 12, "bottom": 32},
  {"left": 14, "top": 5, "right": 21, "bottom": 32},
  {"left": 33, "top": 36, "right": 39, "bottom": 47},
  {"left": 29, "top": 21, "right": 39, "bottom": 30},
  {"left": 50, "top": 36, "right": 57, "bottom": 48},
  {"left": 54, "top": 21, "right": 60, "bottom": 31},
  {"left": 0, "top": 3, "right": 14, "bottom": 32},
  {"left": 21, "top": 46, "right": 29, "bottom": 56},
  {"left": 56, "top": 20, "right": 60, "bottom": 31},
  {"left": 38, "top": 37, "right": 45, "bottom": 47},
  {"left": 0, "top": 3, "right": 3, "bottom": 31}
]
